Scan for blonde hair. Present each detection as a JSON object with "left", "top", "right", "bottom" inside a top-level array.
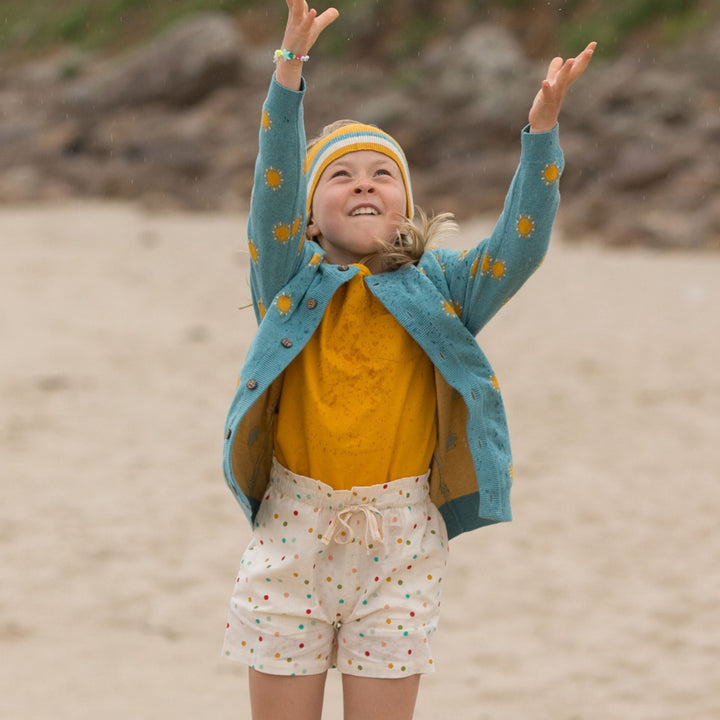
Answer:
[{"left": 306, "top": 120, "right": 457, "bottom": 271}]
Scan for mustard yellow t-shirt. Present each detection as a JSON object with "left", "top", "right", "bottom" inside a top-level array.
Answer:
[{"left": 274, "top": 265, "right": 437, "bottom": 489}]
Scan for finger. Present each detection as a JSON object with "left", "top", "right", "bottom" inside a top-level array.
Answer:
[
  {"left": 551, "top": 56, "right": 575, "bottom": 91},
  {"left": 315, "top": 6, "right": 339, "bottom": 31},
  {"left": 299, "top": 6, "right": 317, "bottom": 30},
  {"left": 568, "top": 41, "right": 596, "bottom": 82},
  {"left": 545, "top": 56, "right": 563, "bottom": 82},
  {"left": 539, "top": 79, "right": 554, "bottom": 104},
  {"left": 288, "top": 0, "right": 308, "bottom": 16},
  {"left": 540, "top": 77, "right": 564, "bottom": 106},
  {"left": 286, "top": 0, "right": 308, "bottom": 25}
]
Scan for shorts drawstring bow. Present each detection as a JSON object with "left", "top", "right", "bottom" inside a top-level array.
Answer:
[{"left": 321, "top": 504, "right": 384, "bottom": 548}]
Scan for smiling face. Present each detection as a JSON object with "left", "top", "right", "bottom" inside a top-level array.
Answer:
[{"left": 306, "top": 150, "right": 408, "bottom": 266}]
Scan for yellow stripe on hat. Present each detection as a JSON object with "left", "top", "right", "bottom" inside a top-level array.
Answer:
[{"left": 305, "top": 123, "right": 414, "bottom": 219}]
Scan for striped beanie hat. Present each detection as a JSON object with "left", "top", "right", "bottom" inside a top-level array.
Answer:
[{"left": 304, "top": 123, "right": 414, "bottom": 219}]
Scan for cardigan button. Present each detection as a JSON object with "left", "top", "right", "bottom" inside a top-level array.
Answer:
[
  {"left": 281, "top": 337, "right": 293, "bottom": 348},
  {"left": 306, "top": 297, "right": 318, "bottom": 309},
  {"left": 246, "top": 378, "right": 258, "bottom": 390},
  {"left": 224, "top": 428, "right": 232, "bottom": 440},
  {"left": 337, "top": 264, "right": 349, "bottom": 271}
]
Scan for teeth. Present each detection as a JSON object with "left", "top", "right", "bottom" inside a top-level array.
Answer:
[{"left": 352, "top": 207, "right": 379, "bottom": 216}]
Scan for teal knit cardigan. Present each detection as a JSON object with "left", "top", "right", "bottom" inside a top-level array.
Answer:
[{"left": 222, "top": 76, "right": 564, "bottom": 540}]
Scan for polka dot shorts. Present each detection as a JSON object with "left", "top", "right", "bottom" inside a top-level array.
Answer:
[{"left": 222, "top": 458, "right": 449, "bottom": 678}]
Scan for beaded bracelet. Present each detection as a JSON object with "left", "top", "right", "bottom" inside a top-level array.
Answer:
[{"left": 274, "top": 48, "right": 310, "bottom": 64}]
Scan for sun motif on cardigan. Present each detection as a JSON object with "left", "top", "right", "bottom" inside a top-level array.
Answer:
[
  {"left": 541, "top": 161, "right": 561, "bottom": 186},
  {"left": 274, "top": 292, "right": 294, "bottom": 316},
  {"left": 516, "top": 214, "right": 536, "bottom": 238},
  {"left": 248, "top": 239, "right": 259, "bottom": 265},
  {"left": 264, "top": 166, "right": 284, "bottom": 191},
  {"left": 272, "top": 222, "right": 291, "bottom": 244}
]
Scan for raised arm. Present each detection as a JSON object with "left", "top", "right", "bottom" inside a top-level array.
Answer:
[
  {"left": 434, "top": 42, "right": 597, "bottom": 335},
  {"left": 246, "top": 2, "right": 339, "bottom": 323}
]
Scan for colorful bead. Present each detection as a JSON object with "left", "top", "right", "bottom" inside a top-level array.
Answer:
[{"left": 274, "top": 48, "right": 310, "bottom": 64}]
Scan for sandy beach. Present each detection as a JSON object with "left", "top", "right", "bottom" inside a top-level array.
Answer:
[{"left": 2, "top": 202, "right": 719, "bottom": 719}]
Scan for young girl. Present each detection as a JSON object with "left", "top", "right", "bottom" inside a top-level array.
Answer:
[{"left": 222, "top": 2, "right": 595, "bottom": 718}]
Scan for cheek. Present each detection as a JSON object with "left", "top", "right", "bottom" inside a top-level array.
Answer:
[
  {"left": 312, "top": 189, "right": 341, "bottom": 220},
  {"left": 391, "top": 194, "right": 408, "bottom": 218},
  {"left": 387, "top": 183, "right": 408, "bottom": 213}
]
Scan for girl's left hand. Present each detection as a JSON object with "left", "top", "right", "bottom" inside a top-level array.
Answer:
[{"left": 528, "top": 41, "right": 597, "bottom": 133}]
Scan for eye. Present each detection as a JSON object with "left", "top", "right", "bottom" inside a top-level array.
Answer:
[
  {"left": 331, "top": 169, "right": 350, "bottom": 178},
  {"left": 375, "top": 168, "right": 392, "bottom": 176}
]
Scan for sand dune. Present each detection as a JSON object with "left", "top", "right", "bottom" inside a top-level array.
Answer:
[{"left": 2, "top": 203, "right": 718, "bottom": 719}]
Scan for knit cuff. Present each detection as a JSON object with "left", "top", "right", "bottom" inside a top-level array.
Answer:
[
  {"left": 520, "top": 123, "right": 562, "bottom": 162},
  {"left": 270, "top": 72, "right": 306, "bottom": 98}
]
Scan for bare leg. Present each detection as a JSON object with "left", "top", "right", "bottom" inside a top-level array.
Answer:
[
  {"left": 342, "top": 674, "right": 421, "bottom": 720},
  {"left": 248, "top": 668, "right": 328, "bottom": 720}
]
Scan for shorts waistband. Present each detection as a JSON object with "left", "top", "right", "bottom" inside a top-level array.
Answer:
[{"left": 270, "top": 457, "right": 430, "bottom": 510}]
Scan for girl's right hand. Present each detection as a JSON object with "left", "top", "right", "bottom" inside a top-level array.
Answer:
[{"left": 276, "top": 0, "right": 339, "bottom": 90}]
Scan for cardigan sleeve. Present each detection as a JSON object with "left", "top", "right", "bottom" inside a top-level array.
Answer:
[
  {"left": 432, "top": 125, "right": 564, "bottom": 336},
  {"left": 246, "top": 75, "right": 311, "bottom": 325}
]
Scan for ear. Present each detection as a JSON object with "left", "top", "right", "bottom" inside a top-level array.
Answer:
[{"left": 306, "top": 216, "right": 322, "bottom": 239}]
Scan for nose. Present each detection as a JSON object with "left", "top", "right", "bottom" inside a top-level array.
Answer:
[{"left": 354, "top": 179, "right": 374, "bottom": 193}]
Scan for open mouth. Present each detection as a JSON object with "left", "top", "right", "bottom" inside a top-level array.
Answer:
[{"left": 351, "top": 206, "right": 380, "bottom": 216}]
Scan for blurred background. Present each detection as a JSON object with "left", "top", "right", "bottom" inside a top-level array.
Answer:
[
  {"left": 3, "top": 3, "right": 719, "bottom": 719},
  {"left": 1, "top": 0, "right": 719, "bottom": 249}
]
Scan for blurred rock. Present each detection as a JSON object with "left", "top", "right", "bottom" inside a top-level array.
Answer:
[
  {"left": 0, "top": 13, "right": 718, "bottom": 249},
  {"left": 610, "top": 139, "right": 685, "bottom": 191},
  {"left": 65, "top": 13, "right": 243, "bottom": 110},
  {"left": 421, "top": 24, "right": 536, "bottom": 143}
]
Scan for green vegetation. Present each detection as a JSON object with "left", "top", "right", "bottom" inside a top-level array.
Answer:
[
  {"left": 558, "top": 0, "right": 709, "bottom": 55},
  {"left": 0, "top": 0, "right": 255, "bottom": 58},
  {"left": 0, "top": 0, "right": 715, "bottom": 61}
]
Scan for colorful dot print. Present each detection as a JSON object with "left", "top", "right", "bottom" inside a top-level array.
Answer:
[{"left": 222, "top": 460, "right": 448, "bottom": 678}]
